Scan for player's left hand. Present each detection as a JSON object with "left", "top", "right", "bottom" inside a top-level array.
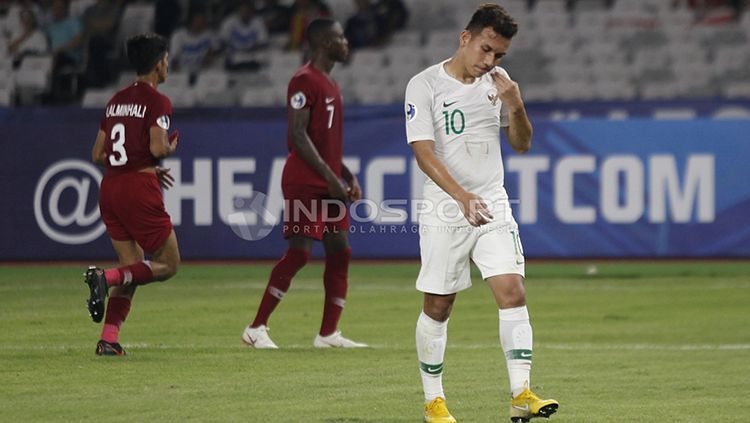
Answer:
[
  {"left": 490, "top": 72, "right": 523, "bottom": 109},
  {"left": 168, "top": 130, "right": 180, "bottom": 150},
  {"left": 347, "top": 177, "right": 362, "bottom": 202},
  {"left": 155, "top": 167, "right": 174, "bottom": 190}
]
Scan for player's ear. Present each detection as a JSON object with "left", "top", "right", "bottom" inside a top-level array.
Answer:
[{"left": 459, "top": 30, "right": 471, "bottom": 47}]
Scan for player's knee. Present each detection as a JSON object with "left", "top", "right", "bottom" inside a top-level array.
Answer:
[
  {"left": 423, "top": 299, "right": 453, "bottom": 322},
  {"left": 166, "top": 261, "right": 179, "bottom": 279},
  {"left": 155, "top": 261, "right": 179, "bottom": 282},
  {"left": 502, "top": 285, "right": 526, "bottom": 308},
  {"left": 424, "top": 306, "right": 451, "bottom": 322}
]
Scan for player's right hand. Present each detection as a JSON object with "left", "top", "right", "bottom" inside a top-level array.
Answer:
[
  {"left": 155, "top": 167, "right": 175, "bottom": 190},
  {"left": 457, "top": 191, "right": 493, "bottom": 226},
  {"left": 327, "top": 177, "right": 350, "bottom": 203}
]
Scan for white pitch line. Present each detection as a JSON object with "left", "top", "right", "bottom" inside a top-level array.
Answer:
[{"left": 1, "top": 343, "right": 749, "bottom": 351}]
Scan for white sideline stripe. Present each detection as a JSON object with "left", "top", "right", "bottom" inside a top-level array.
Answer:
[{"left": 2, "top": 343, "right": 750, "bottom": 351}]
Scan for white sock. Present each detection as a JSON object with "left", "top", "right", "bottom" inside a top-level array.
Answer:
[
  {"left": 499, "top": 306, "right": 533, "bottom": 398},
  {"left": 416, "top": 311, "right": 448, "bottom": 402}
]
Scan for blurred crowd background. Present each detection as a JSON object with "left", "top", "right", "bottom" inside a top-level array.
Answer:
[{"left": 1, "top": 0, "right": 749, "bottom": 107}]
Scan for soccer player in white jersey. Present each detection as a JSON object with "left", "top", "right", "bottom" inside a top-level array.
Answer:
[{"left": 404, "top": 4, "right": 559, "bottom": 423}]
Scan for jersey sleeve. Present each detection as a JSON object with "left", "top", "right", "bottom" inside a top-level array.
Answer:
[
  {"left": 495, "top": 67, "right": 511, "bottom": 128},
  {"left": 148, "top": 93, "right": 173, "bottom": 131},
  {"left": 287, "top": 73, "right": 318, "bottom": 111},
  {"left": 404, "top": 74, "right": 435, "bottom": 143}
]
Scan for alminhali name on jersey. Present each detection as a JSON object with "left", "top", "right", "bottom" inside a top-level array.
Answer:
[{"left": 106, "top": 104, "right": 147, "bottom": 118}]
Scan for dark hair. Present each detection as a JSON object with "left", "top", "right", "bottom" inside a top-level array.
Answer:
[
  {"left": 305, "top": 18, "right": 336, "bottom": 49},
  {"left": 465, "top": 3, "right": 518, "bottom": 39},
  {"left": 126, "top": 33, "right": 168, "bottom": 75}
]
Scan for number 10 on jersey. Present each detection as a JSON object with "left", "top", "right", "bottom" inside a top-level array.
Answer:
[{"left": 443, "top": 108, "right": 465, "bottom": 135}]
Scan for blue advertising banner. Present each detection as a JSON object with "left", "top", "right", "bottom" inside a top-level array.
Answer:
[{"left": 1, "top": 106, "right": 749, "bottom": 259}]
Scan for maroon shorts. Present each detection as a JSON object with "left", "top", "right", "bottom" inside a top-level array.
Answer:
[
  {"left": 282, "top": 184, "right": 349, "bottom": 241},
  {"left": 99, "top": 172, "right": 173, "bottom": 254}
]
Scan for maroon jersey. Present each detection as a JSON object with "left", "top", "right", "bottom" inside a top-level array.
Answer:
[
  {"left": 282, "top": 62, "right": 343, "bottom": 189},
  {"left": 99, "top": 82, "right": 172, "bottom": 175}
]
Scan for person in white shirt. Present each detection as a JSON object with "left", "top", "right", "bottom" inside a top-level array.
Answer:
[
  {"left": 169, "top": 9, "right": 217, "bottom": 76},
  {"left": 7, "top": 7, "right": 47, "bottom": 65},
  {"left": 404, "top": 4, "right": 559, "bottom": 423},
  {"left": 219, "top": 0, "right": 269, "bottom": 71}
]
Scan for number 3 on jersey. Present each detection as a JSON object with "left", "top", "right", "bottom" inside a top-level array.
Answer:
[{"left": 109, "top": 123, "right": 128, "bottom": 166}]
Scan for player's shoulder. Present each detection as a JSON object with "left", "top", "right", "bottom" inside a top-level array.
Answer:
[
  {"left": 106, "top": 83, "right": 135, "bottom": 106},
  {"left": 406, "top": 62, "right": 441, "bottom": 90},
  {"left": 291, "top": 63, "right": 315, "bottom": 80},
  {"left": 289, "top": 63, "right": 323, "bottom": 88}
]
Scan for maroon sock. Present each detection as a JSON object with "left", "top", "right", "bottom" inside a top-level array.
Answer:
[
  {"left": 104, "top": 261, "right": 154, "bottom": 287},
  {"left": 320, "top": 248, "right": 351, "bottom": 336},
  {"left": 251, "top": 248, "right": 309, "bottom": 328},
  {"left": 100, "top": 297, "right": 131, "bottom": 343}
]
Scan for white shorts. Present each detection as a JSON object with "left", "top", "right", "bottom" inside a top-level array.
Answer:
[{"left": 416, "top": 221, "right": 525, "bottom": 295}]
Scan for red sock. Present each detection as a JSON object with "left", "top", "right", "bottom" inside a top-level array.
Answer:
[
  {"left": 320, "top": 248, "right": 351, "bottom": 336},
  {"left": 104, "top": 261, "right": 154, "bottom": 287},
  {"left": 251, "top": 248, "right": 309, "bottom": 328},
  {"left": 100, "top": 297, "right": 131, "bottom": 343}
]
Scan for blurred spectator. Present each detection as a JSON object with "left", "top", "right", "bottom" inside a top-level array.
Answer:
[
  {"left": 287, "top": 0, "right": 330, "bottom": 50},
  {"left": 70, "top": 0, "right": 96, "bottom": 18},
  {"left": 169, "top": 8, "right": 217, "bottom": 77},
  {"left": 82, "top": 0, "right": 122, "bottom": 87},
  {"left": 257, "top": 0, "right": 292, "bottom": 34},
  {"left": 344, "top": 0, "right": 379, "bottom": 49},
  {"left": 0, "top": 0, "right": 13, "bottom": 44},
  {"left": 373, "top": 0, "right": 408, "bottom": 41},
  {"left": 7, "top": 7, "right": 48, "bottom": 66},
  {"left": 47, "top": 0, "right": 84, "bottom": 101},
  {"left": 686, "top": 0, "right": 744, "bottom": 22},
  {"left": 47, "top": 0, "right": 84, "bottom": 66},
  {"left": 1, "top": 0, "right": 42, "bottom": 44},
  {"left": 220, "top": 0, "right": 269, "bottom": 71},
  {"left": 154, "top": 0, "right": 182, "bottom": 38}
]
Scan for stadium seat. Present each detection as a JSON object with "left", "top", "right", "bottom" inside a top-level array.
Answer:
[
  {"left": 241, "top": 86, "right": 282, "bottom": 107},
  {"left": 530, "top": 0, "right": 568, "bottom": 15},
  {"left": 385, "top": 45, "right": 426, "bottom": 70},
  {"left": 81, "top": 87, "right": 116, "bottom": 108},
  {"left": 161, "top": 72, "right": 190, "bottom": 89},
  {"left": 327, "top": 0, "right": 356, "bottom": 23},
  {"left": 194, "top": 71, "right": 231, "bottom": 106},
  {"left": 721, "top": 81, "right": 750, "bottom": 99},
  {"left": 349, "top": 49, "right": 386, "bottom": 69},
  {"left": 116, "top": 72, "right": 137, "bottom": 88},
  {"left": 666, "top": 41, "right": 708, "bottom": 66},
  {"left": 592, "top": 79, "right": 637, "bottom": 101},
  {"left": 118, "top": 3, "right": 155, "bottom": 49},
  {"left": 159, "top": 85, "right": 197, "bottom": 107},
  {"left": 390, "top": 30, "right": 424, "bottom": 47},
  {"left": 640, "top": 80, "right": 683, "bottom": 100},
  {"left": 554, "top": 80, "right": 596, "bottom": 101},
  {"left": 15, "top": 56, "right": 54, "bottom": 92},
  {"left": 0, "top": 87, "right": 12, "bottom": 106},
  {"left": 712, "top": 45, "right": 750, "bottom": 75}
]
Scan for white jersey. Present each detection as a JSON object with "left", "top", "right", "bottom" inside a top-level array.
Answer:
[{"left": 405, "top": 60, "right": 512, "bottom": 227}]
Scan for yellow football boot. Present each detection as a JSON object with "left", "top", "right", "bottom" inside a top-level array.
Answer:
[
  {"left": 424, "top": 397, "right": 457, "bottom": 423},
  {"left": 509, "top": 388, "right": 559, "bottom": 422}
]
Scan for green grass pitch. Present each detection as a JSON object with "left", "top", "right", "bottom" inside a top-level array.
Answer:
[{"left": 1, "top": 261, "right": 749, "bottom": 422}]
